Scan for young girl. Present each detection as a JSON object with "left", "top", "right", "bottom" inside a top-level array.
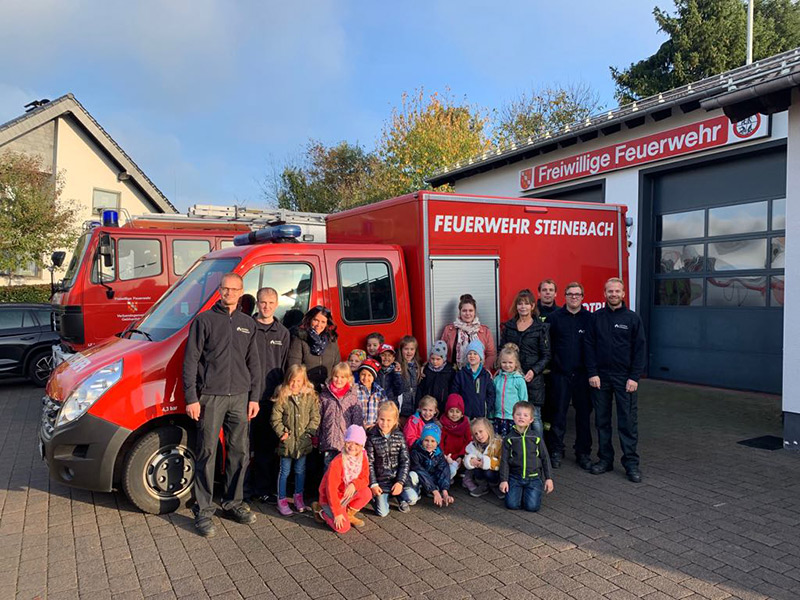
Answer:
[
  {"left": 451, "top": 340, "right": 496, "bottom": 419},
  {"left": 409, "top": 423, "right": 454, "bottom": 507},
  {"left": 416, "top": 340, "right": 454, "bottom": 414},
  {"left": 366, "top": 402, "right": 418, "bottom": 516},
  {"left": 356, "top": 358, "right": 388, "bottom": 429},
  {"left": 403, "top": 395, "right": 438, "bottom": 449},
  {"left": 312, "top": 425, "right": 373, "bottom": 533},
  {"left": 270, "top": 365, "right": 320, "bottom": 516},
  {"left": 397, "top": 336, "right": 422, "bottom": 422},
  {"left": 348, "top": 349, "right": 366, "bottom": 374},
  {"left": 439, "top": 394, "right": 472, "bottom": 479},
  {"left": 318, "top": 362, "right": 364, "bottom": 469},
  {"left": 492, "top": 344, "right": 529, "bottom": 437},
  {"left": 463, "top": 418, "right": 503, "bottom": 498}
]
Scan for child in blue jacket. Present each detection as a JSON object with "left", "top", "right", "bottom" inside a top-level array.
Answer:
[
  {"left": 451, "top": 339, "right": 496, "bottom": 419},
  {"left": 409, "top": 423, "right": 454, "bottom": 507}
]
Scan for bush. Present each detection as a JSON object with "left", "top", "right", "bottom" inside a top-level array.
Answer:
[{"left": 0, "top": 284, "right": 52, "bottom": 304}]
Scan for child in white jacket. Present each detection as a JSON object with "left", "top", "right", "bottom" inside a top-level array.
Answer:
[{"left": 462, "top": 418, "right": 503, "bottom": 499}]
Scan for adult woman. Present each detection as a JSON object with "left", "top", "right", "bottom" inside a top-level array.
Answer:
[
  {"left": 441, "top": 294, "right": 497, "bottom": 371},
  {"left": 499, "top": 289, "right": 551, "bottom": 437},
  {"left": 288, "top": 306, "right": 341, "bottom": 391}
]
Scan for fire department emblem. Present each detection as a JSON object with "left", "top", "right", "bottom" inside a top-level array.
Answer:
[
  {"left": 733, "top": 114, "right": 761, "bottom": 139},
  {"left": 520, "top": 167, "right": 533, "bottom": 190},
  {"left": 127, "top": 300, "right": 138, "bottom": 312}
]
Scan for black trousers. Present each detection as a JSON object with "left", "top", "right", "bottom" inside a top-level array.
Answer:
[
  {"left": 591, "top": 375, "right": 639, "bottom": 470},
  {"left": 194, "top": 393, "right": 249, "bottom": 518},
  {"left": 245, "top": 402, "right": 279, "bottom": 498},
  {"left": 545, "top": 372, "right": 593, "bottom": 457}
]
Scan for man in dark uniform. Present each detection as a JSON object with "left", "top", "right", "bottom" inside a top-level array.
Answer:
[
  {"left": 537, "top": 279, "right": 558, "bottom": 447},
  {"left": 585, "top": 277, "right": 646, "bottom": 483},
  {"left": 184, "top": 272, "right": 262, "bottom": 537},
  {"left": 536, "top": 279, "right": 559, "bottom": 320},
  {"left": 246, "top": 287, "right": 289, "bottom": 504},
  {"left": 545, "top": 282, "right": 594, "bottom": 470}
]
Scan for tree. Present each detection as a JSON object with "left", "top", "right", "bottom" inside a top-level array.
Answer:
[
  {"left": 611, "top": 0, "right": 800, "bottom": 104},
  {"left": 0, "top": 152, "right": 79, "bottom": 280},
  {"left": 493, "top": 83, "right": 603, "bottom": 146}
]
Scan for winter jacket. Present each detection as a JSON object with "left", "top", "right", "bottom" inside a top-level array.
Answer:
[
  {"left": 318, "top": 450, "right": 370, "bottom": 518},
  {"left": 500, "top": 318, "right": 551, "bottom": 406},
  {"left": 451, "top": 365, "right": 496, "bottom": 419},
  {"left": 584, "top": 303, "right": 647, "bottom": 382},
  {"left": 399, "top": 361, "right": 421, "bottom": 417},
  {"left": 464, "top": 438, "right": 502, "bottom": 472},
  {"left": 547, "top": 306, "right": 593, "bottom": 376},
  {"left": 366, "top": 426, "right": 410, "bottom": 489},
  {"left": 318, "top": 383, "right": 363, "bottom": 453},
  {"left": 270, "top": 392, "right": 321, "bottom": 459},
  {"left": 288, "top": 327, "right": 341, "bottom": 391},
  {"left": 253, "top": 317, "right": 290, "bottom": 404},
  {"left": 409, "top": 442, "right": 451, "bottom": 493},
  {"left": 416, "top": 362, "right": 455, "bottom": 414},
  {"left": 492, "top": 371, "right": 528, "bottom": 421},
  {"left": 499, "top": 425, "right": 552, "bottom": 482},
  {"left": 441, "top": 323, "right": 497, "bottom": 371},
  {"left": 356, "top": 382, "right": 388, "bottom": 429},
  {"left": 183, "top": 301, "right": 261, "bottom": 405},
  {"left": 376, "top": 364, "right": 403, "bottom": 406},
  {"left": 403, "top": 412, "right": 436, "bottom": 449},
  {"left": 440, "top": 394, "right": 471, "bottom": 459}
]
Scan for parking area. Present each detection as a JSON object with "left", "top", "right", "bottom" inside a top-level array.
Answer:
[{"left": 1, "top": 378, "right": 799, "bottom": 600}]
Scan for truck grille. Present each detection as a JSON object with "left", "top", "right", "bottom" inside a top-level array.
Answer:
[{"left": 40, "top": 396, "right": 61, "bottom": 440}]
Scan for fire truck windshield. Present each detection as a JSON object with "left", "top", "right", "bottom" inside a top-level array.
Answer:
[
  {"left": 132, "top": 257, "right": 240, "bottom": 342},
  {"left": 61, "top": 233, "right": 91, "bottom": 289}
]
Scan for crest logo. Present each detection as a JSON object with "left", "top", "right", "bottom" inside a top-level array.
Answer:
[{"left": 520, "top": 167, "right": 533, "bottom": 190}]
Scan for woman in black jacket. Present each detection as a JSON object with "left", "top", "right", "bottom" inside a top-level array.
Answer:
[
  {"left": 500, "top": 289, "right": 551, "bottom": 438},
  {"left": 288, "top": 306, "right": 341, "bottom": 392}
]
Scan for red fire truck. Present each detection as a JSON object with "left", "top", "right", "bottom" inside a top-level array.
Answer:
[{"left": 41, "top": 191, "right": 629, "bottom": 514}]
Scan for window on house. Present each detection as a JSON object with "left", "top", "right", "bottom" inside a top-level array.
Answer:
[{"left": 92, "top": 189, "right": 121, "bottom": 214}]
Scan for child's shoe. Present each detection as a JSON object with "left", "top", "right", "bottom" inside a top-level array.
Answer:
[
  {"left": 491, "top": 486, "right": 505, "bottom": 500},
  {"left": 397, "top": 499, "right": 411, "bottom": 513},
  {"left": 293, "top": 493, "right": 308, "bottom": 513},
  {"left": 311, "top": 501, "right": 325, "bottom": 524},
  {"left": 347, "top": 507, "right": 365, "bottom": 527},
  {"left": 462, "top": 474, "right": 478, "bottom": 493},
  {"left": 277, "top": 498, "right": 294, "bottom": 516},
  {"left": 469, "top": 482, "right": 489, "bottom": 497}
]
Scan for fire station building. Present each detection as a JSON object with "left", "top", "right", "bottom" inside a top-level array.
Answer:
[{"left": 427, "top": 47, "right": 800, "bottom": 450}]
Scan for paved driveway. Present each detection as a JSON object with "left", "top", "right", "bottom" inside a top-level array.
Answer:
[{"left": 1, "top": 378, "right": 798, "bottom": 600}]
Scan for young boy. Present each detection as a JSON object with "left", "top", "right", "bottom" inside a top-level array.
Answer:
[
  {"left": 451, "top": 339, "right": 496, "bottom": 419},
  {"left": 409, "top": 423, "right": 455, "bottom": 507},
  {"left": 366, "top": 332, "right": 385, "bottom": 360},
  {"left": 357, "top": 358, "right": 388, "bottom": 429},
  {"left": 416, "top": 340, "right": 454, "bottom": 414},
  {"left": 499, "top": 401, "right": 554, "bottom": 512},
  {"left": 376, "top": 343, "right": 403, "bottom": 407}
]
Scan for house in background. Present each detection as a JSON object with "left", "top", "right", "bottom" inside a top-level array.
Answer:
[{"left": 0, "top": 93, "right": 176, "bottom": 284}]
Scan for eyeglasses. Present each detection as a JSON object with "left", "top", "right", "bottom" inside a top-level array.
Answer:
[
  {"left": 565, "top": 293, "right": 584, "bottom": 298},
  {"left": 219, "top": 286, "right": 243, "bottom": 292}
]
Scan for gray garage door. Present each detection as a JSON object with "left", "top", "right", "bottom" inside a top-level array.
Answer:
[{"left": 644, "top": 147, "right": 785, "bottom": 393}]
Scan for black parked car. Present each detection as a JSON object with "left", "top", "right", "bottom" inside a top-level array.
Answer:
[{"left": 0, "top": 303, "right": 58, "bottom": 387}]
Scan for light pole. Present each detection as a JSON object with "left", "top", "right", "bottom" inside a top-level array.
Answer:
[{"left": 746, "top": 0, "right": 754, "bottom": 65}]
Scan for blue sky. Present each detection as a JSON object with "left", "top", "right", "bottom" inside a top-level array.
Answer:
[{"left": 0, "top": 1, "right": 667, "bottom": 212}]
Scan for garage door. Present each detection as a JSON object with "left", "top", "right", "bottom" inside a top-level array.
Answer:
[{"left": 645, "top": 147, "right": 785, "bottom": 393}]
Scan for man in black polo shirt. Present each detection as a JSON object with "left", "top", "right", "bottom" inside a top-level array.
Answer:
[
  {"left": 545, "top": 282, "right": 594, "bottom": 471},
  {"left": 536, "top": 279, "right": 558, "bottom": 320},
  {"left": 585, "top": 277, "right": 646, "bottom": 483},
  {"left": 184, "top": 272, "right": 262, "bottom": 537}
]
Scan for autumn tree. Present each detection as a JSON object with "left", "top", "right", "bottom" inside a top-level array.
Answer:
[
  {"left": 611, "top": 0, "right": 800, "bottom": 104},
  {"left": 0, "top": 152, "right": 79, "bottom": 280}
]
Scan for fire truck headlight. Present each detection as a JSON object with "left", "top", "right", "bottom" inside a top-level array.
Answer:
[{"left": 56, "top": 360, "right": 123, "bottom": 427}]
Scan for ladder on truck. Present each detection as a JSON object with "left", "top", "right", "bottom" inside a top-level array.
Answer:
[{"left": 123, "top": 204, "right": 327, "bottom": 231}]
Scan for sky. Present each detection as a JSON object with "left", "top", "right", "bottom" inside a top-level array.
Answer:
[{"left": 0, "top": 1, "right": 668, "bottom": 213}]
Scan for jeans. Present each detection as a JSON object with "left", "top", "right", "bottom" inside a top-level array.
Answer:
[
  {"left": 591, "top": 374, "right": 639, "bottom": 470},
  {"left": 504, "top": 474, "right": 543, "bottom": 512},
  {"left": 473, "top": 469, "right": 500, "bottom": 485},
  {"left": 278, "top": 455, "right": 307, "bottom": 499},
  {"left": 373, "top": 472, "right": 420, "bottom": 517},
  {"left": 323, "top": 450, "right": 339, "bottom": 470}
]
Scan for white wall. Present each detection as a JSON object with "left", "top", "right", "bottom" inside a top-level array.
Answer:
[{"left": 783, "top": 96, "right": 800, "bottom": 418}]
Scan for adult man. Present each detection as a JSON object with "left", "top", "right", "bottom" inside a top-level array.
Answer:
[
  {"left": 584, "top": 278, "right": 646, "bottom": 483},
  {"left": 545, "top": 282, "right": 594, "bottom": 470},
  {"left": 183, "top": 273, "right": 261, "bottom": 537},
  {"left": 246, "top": 287, "right": 290, "bottom": 504},
  {"left": 537, "top": 279, "right": 559, "bottom": 320}
]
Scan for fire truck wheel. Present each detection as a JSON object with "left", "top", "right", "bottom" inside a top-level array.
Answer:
[
  {"left": 27, "top": 348, "right": 54, "bottom": 387},
  {"left": 123, "top": 426, "right": 196, "bottom": 515}
]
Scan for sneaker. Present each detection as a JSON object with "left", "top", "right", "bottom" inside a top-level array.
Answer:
[
  {"left": 293, "top": 493, "right": 308, "bottom": 513},
  {"left": 469, "top": 482, "right": 489, "bottom": 498},
  {"left": 397, "top": 499, "right": 411, "bottom": 513},
  {"left": 277, "top": 498, "right": 294, "bottom": 516},
  {"left": 194, "top": 516, "right": 216, "bottom": 538},
  {"left": 491, "top": 486, "right": 505, "bottom": 500},
  {"left": 225, "top": 504, "right": 257, "bottom": 525}
]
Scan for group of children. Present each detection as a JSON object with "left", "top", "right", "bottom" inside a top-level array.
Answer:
[{"left": 268, "top": 331, "right": 554, "bottom": 534}]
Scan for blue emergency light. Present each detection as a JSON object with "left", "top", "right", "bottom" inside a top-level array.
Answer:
[
  {"left": 233, "top": 224, "right": 301, "bottom": 246},
  {"left": 102, "top": 210, "right": 119, "bottom": 227}
]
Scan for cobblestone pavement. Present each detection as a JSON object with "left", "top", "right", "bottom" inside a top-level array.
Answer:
[{"left": 1, "top": 377, "right": 799, "bottom": 600}]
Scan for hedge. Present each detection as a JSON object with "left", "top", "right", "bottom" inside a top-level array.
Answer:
[{"left": 0, "top": 284, "right": 52, "bottom": 304}]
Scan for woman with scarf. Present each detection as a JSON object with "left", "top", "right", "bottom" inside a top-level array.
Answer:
[
  {"left": 441, "top": 294, "right": 497, "bottom": 372},
  {"left": 288, "top": 306, "right": 341, "bottom": 391}
]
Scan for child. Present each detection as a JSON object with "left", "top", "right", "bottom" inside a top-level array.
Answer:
[
  {"left": 318, "top": 362, "right": 364, "bottom": 469},
  {"left": 270, "top": 365, "right": 321, "bottom": 516},
  {"left": 493, "top": 344, "right": 529, "bottom": 437},
  {"left": 376, "top": 344, "right": 403, "bottom": 406},
  {"left": 499, "top": 401, "right": 554, "bottom": 512},
  {"left": 348, "top": 349, "right": 366, "bottom": 374},
  {"left": 312, "top": 425, "right": 372, "bottom": 533},
  {"left": 463, "top": 418, "right": 503, "bottom": 498},
  {"left": 397, "top": 336, "right": 422, "bottom": 421},
  {"left": 366, "top": 401, "right": 418, "bottom": 516},
  {"left": 403, "top": 395, "right": 438, "bottom": 449},
  {"left": 409, "top": 423, "right": 454, "bottom": 507},
  {"left": 356, "top": 358, "right": 388, "bottom": 429},
  {"left": 451, "top": 339, "right": 496, "bottom": 419},
  {"left": 439, "top": 394, "right": 472, "bottom": 479},
  {"left": 416, "top": 340, "right": 454, "bottom": 414},
  {"left": 365, "top": 332, "right": 385, "bottom": 360}
]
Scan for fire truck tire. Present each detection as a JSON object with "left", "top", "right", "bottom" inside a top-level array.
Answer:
[
  {"left": 122, "top": 426, "right": 196, "bottom": 515},
  {"left": 27, "top": 348, "right": 54, "bottom": 387}
]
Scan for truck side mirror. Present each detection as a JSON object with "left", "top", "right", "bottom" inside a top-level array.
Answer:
[
  {"left": 51, "top": 251, "right": 66, "bottom": 268},
  {"left": 99, "top": 234, "right": 113, "bottom": 268}
]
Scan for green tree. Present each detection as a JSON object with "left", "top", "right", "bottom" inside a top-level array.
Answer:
[
  {"left": 611, "top": 0, "right": 800, "bottom": 104},
  {"left": 493, "top": 83, "right": 603, "bottom": 146},
  {"left": 0, "top": 152, "right": 79, "bottom": 280}
]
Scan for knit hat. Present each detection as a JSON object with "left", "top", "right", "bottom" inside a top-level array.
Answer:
[
  {"left": 430, "top": 340, "right": 448, "bottom": 359},
  {"left": 378, "top": 343, "right": 395, "bottom": 356},
  {"left": 349, "top": 349, "right": 367, "bottom": 362},
  {"left": 344, "top": 424, "right": 367, "bottom": 446},
  {"left": 420, "top": 422, "right": 441, "bottom": 445},
  {"left": 445, "top": 393, "right": 465, "bottom": 414},
  {"left": 359, "top": 358, "right": 380, "bottom": 379},
  {"left": 465, "top": 339, "right": 485, "bottom": 362}
]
